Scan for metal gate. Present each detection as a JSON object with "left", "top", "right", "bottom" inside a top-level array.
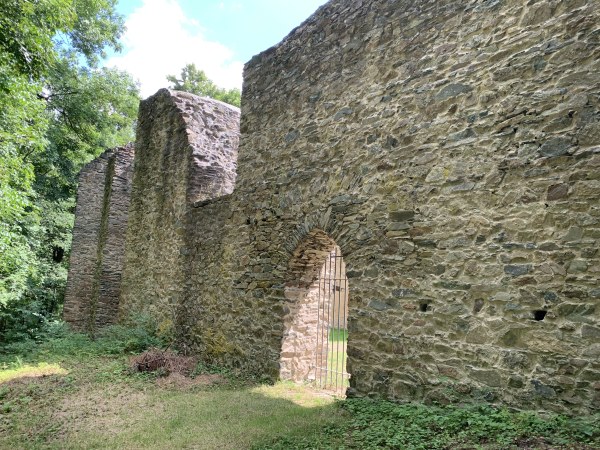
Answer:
[{"left": 314, "top": 249, "right": 349, "bottom": 395}]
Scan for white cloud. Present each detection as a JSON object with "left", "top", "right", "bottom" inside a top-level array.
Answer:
[{"left": 106, "top": 0, "right": 243, "bottom": 98}]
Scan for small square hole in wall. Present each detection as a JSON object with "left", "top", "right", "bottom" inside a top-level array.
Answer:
[
  {"left": 419, "top": 303, "right": 430, "bottom": 312},
  {"left": 533, "top": 310, "right": 547, "bottom": 321}
]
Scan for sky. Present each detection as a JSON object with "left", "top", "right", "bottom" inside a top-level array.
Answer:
[{"left": 105, "top": 0, "right": 329, "bottom": 98}]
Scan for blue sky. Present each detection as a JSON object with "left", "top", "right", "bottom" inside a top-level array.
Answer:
[{"left": 107, "top": 0, "right": 328, "bottom": 97}]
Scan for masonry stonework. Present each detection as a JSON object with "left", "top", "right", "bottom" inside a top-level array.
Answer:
[
  {"left": 66, "top": 0, "right": 599, "bottom": 414},
  {"left": 63, "top": 144, "right": 135, "bottom": 332},
  {"left": 119, "top": 90, "right": 240, "bottom": 336}
]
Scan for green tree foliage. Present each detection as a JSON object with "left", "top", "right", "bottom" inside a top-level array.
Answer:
[
  {"left": 38, "top": 58, "right": 139, "bottom": 200},
  {"left": 0, "top": 58, "right": 48, "bottom": 307},
  {"left": 0, "top": 0, "right": 139, "bottom": 340},
  {"left": 167, "top": 63, "right": 241, "bottom": 107},
  {"left": 0, "top": 0, "right": 123, "bottom": 76}
]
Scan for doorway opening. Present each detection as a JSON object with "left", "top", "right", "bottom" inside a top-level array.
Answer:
[{"left": 280, "top": 230, "right": 349, "bottom": 396}]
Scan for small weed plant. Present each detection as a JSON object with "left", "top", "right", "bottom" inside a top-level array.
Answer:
[{"left": 256, "top": 398, "right": 600, "bottom": 450}]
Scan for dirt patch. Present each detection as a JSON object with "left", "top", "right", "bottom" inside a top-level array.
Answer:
[
  {"left": 53, "top": 383, "right": 149, "bottom": 437},
  {"left": 130, "top": 349, "right": 224, "bottom": 390},
  {"left": 156, "top": 372, "right": 224, "bottom": 390}
]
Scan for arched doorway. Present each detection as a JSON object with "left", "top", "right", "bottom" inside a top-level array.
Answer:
[{"left": 280, "top": 230, "right": 350, "bottom": 395}]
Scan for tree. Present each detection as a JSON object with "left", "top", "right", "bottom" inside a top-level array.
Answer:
[
  {"left": 0, "top": 0, "right": 139, "bottom": 340},
  {"left": 37, "top": 58, "right": 139, "bottom": 200},
  {"left": 0, "top": 56, "right": 48, "bottom": 307},
  {"left": 167, "top": 63, "right": 241, "bottom": 107},
  {"left": 0, "top": 0, "right": 123, "bottom": 77}
]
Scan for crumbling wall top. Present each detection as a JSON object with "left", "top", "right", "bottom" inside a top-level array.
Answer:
[{"left": 138, "top": 89, "right": 240, "bottom": 204}]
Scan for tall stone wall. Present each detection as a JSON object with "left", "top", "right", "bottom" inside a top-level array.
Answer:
[
  {"left": 119, "top": 90, "right": 240, "bottom": 337},
  {"left": 64, "top": 144, "right": 135, "bottom": 333},
  {"left": 222, "top": 0, "right": 599, "bottom": 413}
]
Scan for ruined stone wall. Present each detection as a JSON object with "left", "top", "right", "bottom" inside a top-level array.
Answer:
[
  {"left": 119, "top": 90, "right": 240, "bottom": 338},
  {"left": 65, "top": 0, "right": 600, "bottom": 415},
  {"left": 64, "top": 144, "right": 135, "bottom": 333},
  {"left": 223, "top": 0, "right": 599, "bottom": 413}
]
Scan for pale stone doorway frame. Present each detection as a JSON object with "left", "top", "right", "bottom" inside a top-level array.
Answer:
[{"left": 280, "top": 229, "right": 349, "bottom": 395}]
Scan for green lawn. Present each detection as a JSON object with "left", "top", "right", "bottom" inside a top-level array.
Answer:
[
  {"left": 1, "top": 327, "right": 598, "bottom": 449},
  {"left": 318, "top": 327, "right": 349, "bottom": 394},
  {"left": 0, "top": 326, "right": 344, "bottom": 450}
]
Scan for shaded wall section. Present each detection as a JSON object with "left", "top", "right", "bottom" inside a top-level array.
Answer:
[
  {"left": 63, "top": 144, "right": 135, "bottom": 333},
  {"left": 119, "top": 90, "right": 240, "bottom": 338}
]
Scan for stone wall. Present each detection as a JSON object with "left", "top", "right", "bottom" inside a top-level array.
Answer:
[
  {"left": 119, "top": 90, "right": 240, "bottom": 338},
  {"left": 66, "top": 0, "right": 600, "bottom": 414},
  {"left": 228, "top": 0, "right": 600, "bottom": 413},
  {"left": 63, "top": 144, "right": 135, "bottom": 333}
]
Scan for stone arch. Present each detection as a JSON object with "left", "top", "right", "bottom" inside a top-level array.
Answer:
[{"left": 280, "top": 229, "right": 349, "bottom": 393}]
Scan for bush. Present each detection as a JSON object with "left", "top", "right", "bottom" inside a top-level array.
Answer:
[
  {"left": 0, "top": 315, "right": 167, "bottom": 363},
  {"left": 95, "top": 323, "right": 165, "bottom": 355}
]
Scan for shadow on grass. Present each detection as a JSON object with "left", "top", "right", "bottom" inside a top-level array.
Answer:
[
  {"left": 0, "top": 371, "right": 345, "bottom": 450},
  {"left": 2, "top": 330, "right": 599, "bottom": 450},
  {"left": 0, "top": 330, "right": 345, "bottom": 450}
]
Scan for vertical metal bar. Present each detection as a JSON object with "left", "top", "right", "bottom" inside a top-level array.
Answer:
[
  {"left": 334, "top": 252, "right": 340, "bottom": 394},
  {"left": 343, "top": 269, "right": 348, "bottom": 391},
  {"left": 328, "top": 251, "right": 333, "bottom": 390},
  {"left": 325, "top": 250, "right": 333, "bottom": 389},
  {"left": 323, "top": 252, "right": 329, "bottom": 389},
  {"left": 331, "top": 252, "right": 337, "bottom": 391},
  {"left": 338, "top": 255, "right": 344, "bottom": 394},
  {"left": 319, "top": 262, "right": 326, "bottom": 388},
  {"left": 331, "top": 251, "right": 336, "bottom": 390},
  {"left": 321, "top": 261, "right": 328, "bottom": 388},
  {"left": 340, "top": 256, "right": 345, "bottom": 393},
  {"left": 314, "top": 252, "right": 322, "bottom": 388}
]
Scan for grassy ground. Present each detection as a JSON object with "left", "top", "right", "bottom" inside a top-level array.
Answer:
[
  {"left": 0, "top": 327, "right": 342, "bottom": 450},
  {"left": 1, "top": 326, "right": 599, "bottom": 449},
  {"left": 317, "top": 328, "right": 348, "bottom": 393},
  {"left": 320, "top": 341, "right": 348, "bottom": 393}
]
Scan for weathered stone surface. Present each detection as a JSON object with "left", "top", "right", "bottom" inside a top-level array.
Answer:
[
  {"left": 66, "top": 0, "right": 600, "bottom": 415},
  {"left": 63, "top": 144, "right": 134, "bottom": 333},
  {"left": 546, "top": 184, "right": 569, "bottom": 201},
  {"left": 504, "top": 265, "right": 532, "bottom": 277},
  {"left": 235, "top": 0, "right": 600, "bottom": 414},
  {"left": 539, "top": 137, "right": 572, "bottom": 157},
  {"left": 118, "top": 90, "right": 240, "bottom": 340}
]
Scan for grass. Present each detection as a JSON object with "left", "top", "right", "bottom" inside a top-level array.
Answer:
[
  {"left": 328, "top": 328, "right": 348, "bottom": 342},
  {"left": 1, "top": 324, "right": 599, "bottom": 449},
  {"left": 0, "top": 375, "right": 342, "bottom": 449},
  {"left": 0, "top": 326, "right": 343, "bottom": 450},
  {"left": 0, "top": 361, "right": 67, "bottom": 384},
  {"left": 316, "top": 327, "right": 349, "bottom": 394},
  {"left": 317, "top": 341, "right": 348, "bottom": 394}
]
